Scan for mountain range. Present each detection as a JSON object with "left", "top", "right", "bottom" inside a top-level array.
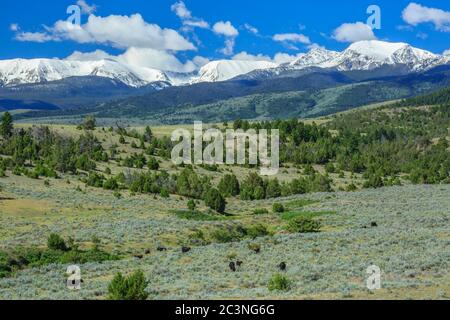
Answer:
[
  {"left": 2, "top": 40, "right": 450, "bottom": 122},
  {"left": 1, "top": 40, "right": 449, "bottom": 89}
]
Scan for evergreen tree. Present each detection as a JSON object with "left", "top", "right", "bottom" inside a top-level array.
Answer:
[
  {"left": 204, "top": 188, "right": 226, "bottom": 213},
  {"left": 218, "top": 174, "right": 240, "bottom": 197},
  {"left": 0, "top": 112, "right": 13, "bottom": 138}
]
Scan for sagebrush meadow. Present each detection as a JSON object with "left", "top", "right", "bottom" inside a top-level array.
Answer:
[{"left": 0, "top": 0, "right": 449, "bottom": 303}]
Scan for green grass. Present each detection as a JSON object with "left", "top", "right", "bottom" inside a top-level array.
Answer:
[
  {"left": 285, "top": 199, "right": 319, "bottom": 210},
  {"left": 280, "top": 210, "right": 336, "bottom": 221},
  {"left": 173, "top": 210, "right": 224, "bottom": 221}
]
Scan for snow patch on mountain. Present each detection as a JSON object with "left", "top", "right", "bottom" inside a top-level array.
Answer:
[
  {"left": 0, "top": 58, "right": 151, "bottom": 87},
  {"left": 190, "top": 60, "right": 278, "bottom": 83},
  {"left": 322, "top": 40, "right": 447, "bottom": 72},
  {"left": 288, "top": 47, "right": 340, "bottom": 68}
]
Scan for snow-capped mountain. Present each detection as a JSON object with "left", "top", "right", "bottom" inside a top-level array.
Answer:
[
  {"left": 190, "top": 60, "right": 278, "bottom": 84},
  {"left": 239, "top": 40, "right": 450, "bottom": 81},
  {"left": 0, "top": 41, "right": 448, "bottom": 89},
  {"left": 0, "top": 58, "right": 150, "bottom": 88},
  {"left": 320, "top": 40, "right": 449, "bottom": 72},
  {"left": 288, "top": 47, "right": 340, "bottom": 69}
]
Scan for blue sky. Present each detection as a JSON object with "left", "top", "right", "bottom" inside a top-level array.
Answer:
[{"left": 0, "top": 0, "right": 449, "bottom": 71}]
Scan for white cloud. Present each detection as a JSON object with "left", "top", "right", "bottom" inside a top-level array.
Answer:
[
  {"left": 171, "top": 1, "right": 209, "bottom": 29},
  {"left": 233, "top": 51, "right": 271, "bottom": 62},
  {"left": 244, "top": 24, "right": 258, "bottom": 34},
  {"left": 117, "top": 47, "right": 196, "bottom": 73},
  {"left": 402, "top": 2, "right": 450, "bottom": 32},
  {"left": 213, "top": 21, "right": 239, "bottom": 56},
  {"left": 171, "top": 1, "right": 192, "bottom": 19},
  {"left": 16, "top": 14, "right": 196, "bottom": 51},
  {"left": 213, "top": 21, "right": 239, "bottom": 37},
  {"left": 272, "top": 52, "right": 303, "bottom": 64},
  {"left": 444, "top": 49, "right": 450, "bottom": 56},
  {"left": 220, "top": 38, "right": 236, "bottom": 56},
  {"left": 332, "top": 22, "right": 377, "bottom": 43},
  {"left": 192, "top": 56, "right": 210, "bottom": 67},
  {"left": 416, "top": 32, "right": 428, "bottom": 39},
  {"left": 232, "top": 51, "right": 306, "bottom": 64},
  {"left": 66, "top": 47, "right": 200, "bottom": 73},
  {"left": 10, "top": 23, "right": 19, "bottom": 31},
  {"left": 66, "top": 49, "right": 112, "bottom": 61},
  {"left": 77, "top": 0, "right": 97, "bottom": 15},
  {"left": 397, "top": 25, "right": 414, "bottom": 32},
  {"left": 273, "top": 33, "right": 311, "bottom": 44},
  {"left": 16, "top": 32, "right": 54, "bottom": 43},
  {"left": 183, "top": 20, "right": 209, "bottom": 29}
]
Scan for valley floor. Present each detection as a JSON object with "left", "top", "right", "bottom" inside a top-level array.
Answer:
[{"left": 0, "top": 176, "right": 448, "bottom": 300}]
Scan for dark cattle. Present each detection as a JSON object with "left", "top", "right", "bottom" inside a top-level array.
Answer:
[
  {"left": 134, "top": 254, "right": 143, "bottom": 259},
  {"left": 279, "top": 262, "right": 287, "bottom": 271},
  {"left": 370, "top": 222, "right": 378, "bottom": 227},
  {"left": 144, "top": 249, "right": 151, "bottom": 255},
  {"left": 236, "top": 261, "right": 243, "bottom": 267},
  {"left": 229, "top": 261, "right": 236, "bottom": 272},
  {"left": 182, "top": 246, "right": 191, "bottom": 253},
  {"left": 157, "top": 246, "right": 167, "bottom": 252}
]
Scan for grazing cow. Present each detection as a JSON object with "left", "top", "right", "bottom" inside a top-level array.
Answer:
[
  {"left": 229, "top": 261, "right": 236, "bottom": 272},
  {"left": 236, "top": 261, "right": 243, "bottom": 267},
  {"left": 182, "top": 246, "right": 191, "bottom": 253},
  {"left": 134, "top": 254, "right": 143, "bottom": 259},
  {"left": 370, "top": 222, "right": 378, "bottom": 227},
  {"left": 144, "top": 249, "right": 151, "bottom": 255},
  {"left": 279, "top": 262, "right": 287, "bottom": 271},
  {"left": 157, "top": 246, "right": 167, "bottom": 252}
]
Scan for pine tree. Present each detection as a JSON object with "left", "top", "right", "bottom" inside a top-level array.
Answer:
[{"left": 0, "top": 112, "right": 13, "bottom": 138}]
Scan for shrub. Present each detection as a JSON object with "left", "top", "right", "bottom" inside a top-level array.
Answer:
[
  {"left": 364, "top": 173, "right": 384, "bottom": 189},
  {"left": 108, "top": 270, "right": 149, "bottom": 300},
  {"left": 187, "top": 200, "right": 196, "bottom": 211},
  {"left": 211, "top": 225, "right": 246, "bottom": 243},
  {"left": 204, "top": 188, "right": 226, "bottom": 214},
  {"left": 272, "top": 203, "right": 285, "bottom": 213},
  {"left": 160, "top": 188, "right": 170, "bottom": 198},
  {"left": 346, "top": 183, "right": 357, "bottom": 192},
  {"left": 325, "top": 162, "right": 336, "bottom": 173},
  {"left": 103, "top": 178, "right": 119, "bottom": 190},
  {"left": 248, "top": 243, "right": 261, "bottom": 253},
  {"left": 286, "top": 217, "right": 321, "bottom": 233},
  {"left": 81, "top": 115, "right": 96, "bottom": 130},
  {"left": 253, "top": 208, "right": 269, "bottom": 215},
  {"left": 268, "top": 274, "right": 290, "bottom": 291},
  {"left": 47, "top": 234, "right": 68, "bottom": 251},
  {"left": 147, "top": 157, "right": 159, "bottom": 170},
  {"left": 12, "top": 166, "right": 22, "bottom": 176},
  {"left": 246, "top": 224, "right": 270, "bottom": 239},
  {"left": 253, "top": 186, "right": 266, "bottom": 200},
  {"left": 218, "top": 174, "right": 240, "bottom": 197},
  {"left": 266, "top": 179, "right": 281, "bottom": 198}
]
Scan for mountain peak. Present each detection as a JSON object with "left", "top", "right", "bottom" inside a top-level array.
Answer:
[
  {"left": 289, "top": 47, "right": 339, "bottom": 68},
  {"left": 191, "top": 59, "right": 277, "bottom": 83},
  {"left": 347, "top": 40, "right": 410, "bottom": 60}
]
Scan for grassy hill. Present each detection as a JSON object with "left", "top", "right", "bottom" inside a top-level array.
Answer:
[{"left": 0, "top": 81, "right": 449, "bottom": 300}]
